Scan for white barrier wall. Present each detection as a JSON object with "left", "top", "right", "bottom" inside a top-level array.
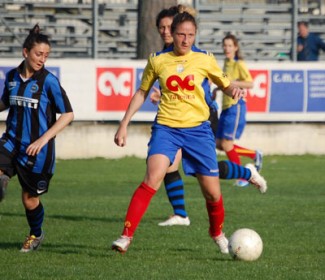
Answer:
[
  {"left": 0, "top": 59, "right": 324, "bottom": 158},
  {"left": 1, "top": 58, "right": 324, "bottom": 122}
]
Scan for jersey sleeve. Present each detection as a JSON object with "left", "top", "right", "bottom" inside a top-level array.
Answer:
[
  {"left": 46, "top": 74, "right": 73, "bottom": 114},
  {"left": 206, "top": 53, "right": 230, "bottom": 90},
  {"left": 238, "top": 60, "right": 253, "bottom": 82},
  {"left": 140, "top": 54, "right": 158, "bottom": 93}
]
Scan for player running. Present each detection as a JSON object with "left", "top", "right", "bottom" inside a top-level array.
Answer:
[{"left": 0, "top": 24, "right": 74, "bottom": 252}]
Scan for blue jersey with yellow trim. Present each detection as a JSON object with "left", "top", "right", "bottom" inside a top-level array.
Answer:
[
  {"left": 141, "top": 45, "right": 229, "bottom": 128},
  {"left": 1, "top": 61, "right": 73, "bottom": 174}
]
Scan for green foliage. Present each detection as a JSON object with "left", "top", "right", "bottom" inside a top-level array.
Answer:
[{"left": 0, "top": 156, "right": 324, "bottom": 280}]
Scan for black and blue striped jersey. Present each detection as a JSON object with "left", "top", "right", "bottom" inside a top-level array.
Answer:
[{"left": 1, "top": 61, "right": 73, "bottom": 174}]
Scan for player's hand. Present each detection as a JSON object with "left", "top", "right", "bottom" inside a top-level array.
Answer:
[
  {"left": 150, "top": 87, "right": 162, "bottom": 105},
  {"left": 26, "top": 137, "right": 49, "bottom": 156},
  {"left": 114, "top": 125, "right": 127, "bottom": 147},
  {"left": 232, "top": 87, "right": 247, "bottom": 101}
]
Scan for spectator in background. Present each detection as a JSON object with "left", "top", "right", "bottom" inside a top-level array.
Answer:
[{"left": 297, "top": 21, "right": 325, "bottom": 61}]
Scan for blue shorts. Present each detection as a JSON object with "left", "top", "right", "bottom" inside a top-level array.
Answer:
[
  {"left": 148, "top": 122, "right": 219, "bottom": 177},
  {"left": 216, "top": 99, "right": 246, "bottom": 140}
]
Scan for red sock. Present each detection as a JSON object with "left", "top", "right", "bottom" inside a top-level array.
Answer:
[
  {"left": 122, "top": 182, "right": 156, "bottom": 237},
  {"left": 206, "top": 196, "right": 225, "bottom": 238},
  {"left": 234, "top": 144, "right": 256, "bottom": 160},
  {"left": 226, "top": 148, "right": 241, "bottom": 165}
]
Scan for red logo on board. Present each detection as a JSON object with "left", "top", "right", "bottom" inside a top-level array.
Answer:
[
  {"left": 97, "top": 68, "right": 134, "bottom": 111},
  {"left": 247, "top": 70, "right": 269, "bottom": 112}
]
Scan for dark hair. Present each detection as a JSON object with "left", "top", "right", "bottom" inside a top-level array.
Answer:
[
  {"left": 23, "top": 24, "right": 50, "bottom": 50},
  {"left": 222, "top": 33, "right": 243, "bottom": 60},
  {"left": 155, "top": 6, "right": 179, "bottom": 28},
  {"left": 171, "top": 12, "right": 197, "bottom": 34},
  {"left": 156, "top": 5, "right": 197, "bottom": 29},
  {"left": 298, "top": 21, "right": 309, "bottom": 27}
]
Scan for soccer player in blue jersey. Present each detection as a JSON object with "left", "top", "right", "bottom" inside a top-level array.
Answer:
[
  {"left": 153, "top": 6, "right": 267, "bottom": 227},
  {"left": 111, "top": 12, "right": 248, "bottom": 254},
  {"left": 0, "top": 24, "right": 74, "bottom": 252}
]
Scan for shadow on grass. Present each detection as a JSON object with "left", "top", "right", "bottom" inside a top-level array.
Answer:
[
  {"left": 0, "top": 241, "right": 21, "bottom": 250},
  {"left": 0, "top": 211, "right": 122, "bottom": 223},
  {"left": 0, "top": 241, "right": 111, "bottom": 257}
]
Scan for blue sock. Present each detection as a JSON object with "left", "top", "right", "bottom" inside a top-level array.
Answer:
[
  {"left": 164, "top": 171, "right": 187, "bottom": 218},
  {"left": 25, "top": 202, "right": 44, "bottom": 237},
  {"left": 219, "top": 160, "right": 251, "bottom": 180}
]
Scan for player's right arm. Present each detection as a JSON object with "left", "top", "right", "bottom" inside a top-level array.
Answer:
[{"left": 114, "top": 88, "right": 147, "bottom": 147}]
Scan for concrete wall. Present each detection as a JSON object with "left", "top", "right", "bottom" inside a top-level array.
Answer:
[
  {"left": 2, "top": 122, "right": 323, "bottom": 159},
  {"left": 2, "top": 122, "right": 319, "bottom": 159}
]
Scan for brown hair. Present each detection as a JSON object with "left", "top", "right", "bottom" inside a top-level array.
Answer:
[
  {"left": 222, "top": 33, "right": 243, "bottom": 60},
  {"left": 171, "top": 11, "right": 197, "bottom": 34}
]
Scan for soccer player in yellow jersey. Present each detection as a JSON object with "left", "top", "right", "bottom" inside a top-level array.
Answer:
[
  {"left": 215, "top": 34, "right": 263, "bottom": 187},
  {"left": 154, "top": 6, "right": 267, "bottom": 227},
  {"left": 111, "top": 12, "right": 247, "bottom": 254}
]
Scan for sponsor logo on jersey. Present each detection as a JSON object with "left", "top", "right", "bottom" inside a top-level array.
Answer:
[
  {"left": 166, "top": 75, "right": 195, "bottom": 91},
  {"left": 9, "top": 96, "right": 39, "bottom": 109}
]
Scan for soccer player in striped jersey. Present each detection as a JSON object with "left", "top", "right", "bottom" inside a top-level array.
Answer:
[
  {"left": 0, "top": 24, "right": 74, "bottom": 252},
  {"left": 153, "top": 6, "right": 267, "bottom": 227},
  {"left": 112, "top": 12, "right": 247, "bottom": 254}
]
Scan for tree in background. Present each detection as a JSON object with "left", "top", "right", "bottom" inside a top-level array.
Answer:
[{"left": 137, "top": 0, "right": 177, "bottom": 59}]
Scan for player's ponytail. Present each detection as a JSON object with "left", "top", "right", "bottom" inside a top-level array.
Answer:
[{"left": 23, "top": 24, "right": 51, "bottom": 51}]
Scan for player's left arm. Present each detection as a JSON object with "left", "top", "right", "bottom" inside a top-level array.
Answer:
[
  {"left": 207, "top": 55, "right": 246, "bottom": 101},
  {"left": 26, "top": 112, "right": 74, "bottom": 156},
  {"left": 231, "top": 61, "right": 253, "bottom": 89}
]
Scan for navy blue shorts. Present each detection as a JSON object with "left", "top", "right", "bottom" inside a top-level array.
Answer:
[
  {"left": 0, "top": 138, "right": 52, "bottom": 196},
  {"left": 148, "top": 122, "right": 219, "bottom": 177}
]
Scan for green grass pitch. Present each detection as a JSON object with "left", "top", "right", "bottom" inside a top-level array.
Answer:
[{"left": 0, "top": 155, "right": 324, "bottom": 280}]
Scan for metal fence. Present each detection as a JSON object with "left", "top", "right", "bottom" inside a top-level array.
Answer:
[{"left": 0, "top": 0, "right": 324, "bottom": 61}]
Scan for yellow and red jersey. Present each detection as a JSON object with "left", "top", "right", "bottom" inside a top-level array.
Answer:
[
  {"left": 140, "top": 45, "right": 230, "bottom": 128},
  {"left": 221, "top": 58, "right": 253, "bottom": 110}
]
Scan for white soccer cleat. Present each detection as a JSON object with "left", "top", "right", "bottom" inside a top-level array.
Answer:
[
  {"left": 213, "top": 232, "right": 229, "bottom": 254},
  {"left": 246, "top": 164, "right": 267, "bottom": 194},
  {"left": 112, "top": 235, "right": 132, "bottom": 253},
  {"left": 158, "top": 215, "right": 190, "bottom": 226}
]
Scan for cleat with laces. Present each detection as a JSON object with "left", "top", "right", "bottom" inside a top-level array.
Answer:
[
  {"left": 246, "top": 163, "right": 267, "bottom": 194},
  {"left": 112, "top": 235, "right": 132, "bottom": 253},
  {"left": 20, "top": 232, "right": 44, "bottom": 253},
  {"left": 158, "top": 215, "right": 190, "bottom": 226},
  {"left": 254, "top": 150, "right": 263, "bottom": 172},
  {"left": 0, "top": 174, "right": 10, "bottom": 202},
  {"left": 213, "top": 232, "right": 229, "bottom": 254}
]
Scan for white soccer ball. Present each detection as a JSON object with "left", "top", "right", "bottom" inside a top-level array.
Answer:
[{"left": 228, "top": 228, "right": 263, "bottom": 261}]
